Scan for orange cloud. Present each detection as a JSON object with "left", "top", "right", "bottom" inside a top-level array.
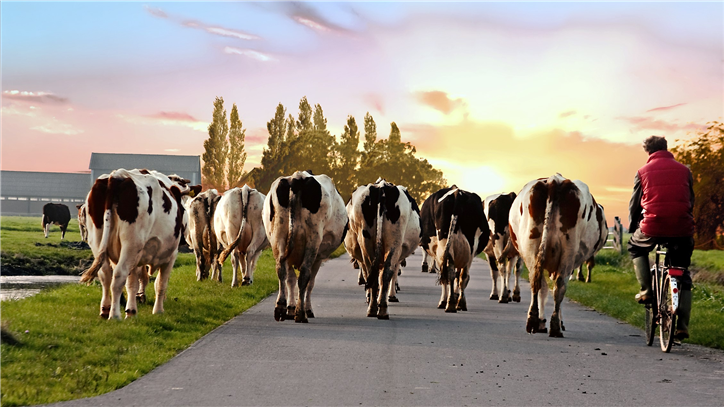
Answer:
[
  {"left": 617, "top": 116, "right": 705, "bottom": 132},
  {"left": 401, "top": 120, "right": 646, "bottom": 222},
  {"left": 415, "top": 91, "right": 466, "bottom": 115},
  {"left": 559, "top": 110, "right": 577, "bottom": 119}
]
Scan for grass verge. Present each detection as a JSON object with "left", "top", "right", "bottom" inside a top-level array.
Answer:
[{"left": 0, "top": 252, "right": 279, "bottom": 406}]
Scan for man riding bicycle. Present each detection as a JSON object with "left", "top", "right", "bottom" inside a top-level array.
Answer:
[{"left": 628, "top": 135, "right": 695, "bottom": 341}]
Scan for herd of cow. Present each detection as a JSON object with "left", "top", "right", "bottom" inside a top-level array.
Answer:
[{"left": 43, "top": 168, "right": 608, "bottom": 337}]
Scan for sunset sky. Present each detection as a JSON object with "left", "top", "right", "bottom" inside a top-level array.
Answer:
[{"left": 2, "top": 1, "right": 722, "bottom": 222}]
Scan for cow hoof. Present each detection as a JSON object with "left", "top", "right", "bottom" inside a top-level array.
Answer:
[
  {"left": 561, "top": 323, "right": 566, "bottom": 331},
  {"left": 549, "top": 329, "right": 564, "bottom": 338},
  {"left": 124, "top": 309, "right": 137, "bottom": 318},
  {"left": 367, "top": 306, "right": 378, "bottom": 317},
  {"left": 437, "top": 301, "right": 446, "bottom": 309},
  {"left": 352, "top": 260, "right": 360, "bottom": 270},
  {"left": 395, "top": 283, "right": 400, "bottom": 292},
  {"left": 499, "top": 296, "right": 509, "bottom": 304},
  {"left": 100, "top": 313, "right": 110, "bottom": 320},
  {"left": 445, "top": 307, "right": 457, "bottom": 313},
  {"left": 358, "top": 276, "right": 366, "bottom": 286},
  {"left": 274, "top": 307, "right": 286, "bottom": 322},
  {"left": 512, "top": 293, "right": 521, "bottom": 303},
  {"left": 401, "top": 259, "right": 406, "bottom": 268},
  {"left": 136, "top": 294, "right": 146, "bottom": 304},
  {"left": 286, "top": 306, "right": 296, "bottom": 319},
  {"left": 490, "top": 294, "right": 499, "bottom": 301},
  {"left": 445, "top": 301, "right": 458, "bottom": 313},
  {"left": 241, "top": 278, "right": 252, "bottom": 286},
  {"left": 577, "top": 275, "right": 585, "bottom": 282},
  {"left": 421, "top": 264, "right": 429, "bottom": 273},
  {"left": 526, "top": 316, "right": 540, "bottom": 334},
  {"left": 295, "top": 316, "right": 308, "bottom": 323},
  {"left": 378, "top": 314, "right": 390, "bottom": 320},
  {"left": 306, "top": 310, "right": 315, "bottom": 318},
  {"left": 429, "top": 268, "right": 437, "bottom": 274},
  {"left": 586, "top": 277, "right": 591, "bottom": 283},
  {"left": 388, "top": 296, "right": 399, "bottom": 303}
]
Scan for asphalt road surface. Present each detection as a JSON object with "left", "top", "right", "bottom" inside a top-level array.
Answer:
[{"left": 52, "top": 252, "right": 724, "bottom": 406}]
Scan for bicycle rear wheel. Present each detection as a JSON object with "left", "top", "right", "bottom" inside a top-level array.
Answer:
[{"left": 659, "top": 275, "right": 677, "bottom": 353}]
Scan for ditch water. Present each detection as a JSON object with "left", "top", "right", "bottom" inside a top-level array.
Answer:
[{"left": 0, "top": 276, "right": 80, "bottom": 301}]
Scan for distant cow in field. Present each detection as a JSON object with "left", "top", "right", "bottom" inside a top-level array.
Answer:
[
  {"left": 185, "top": 189, "right": 222, "bottom": 281},
  {"left": 79, "top": 168, "right": 194, "bottom": 320},
  {"left": 215, "top": 185, "right": 270, "bottom": 287},
  {"left": 42, "top": 203, "right": 71, "bottom": 239},
  {"left": 263, "top": 171, "right": 348, "bottom": 323},
  {"left": 509, "top": 174, "right": 608, "bottom": 337},
  {"left": 420, "top": 186, "right": 489, "bottom": 312},
  {"left": 76, "top": 203, "right": 88, "bottom": 242},
  {"left": 483, "top": 192, "right": 523, "bottom": 303},
  {"left": 344, "top": 179, "right": 421, "bottom": 318}
]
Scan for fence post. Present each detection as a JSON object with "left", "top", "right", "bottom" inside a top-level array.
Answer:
[{"left": 613, "top": 216, "right": 624, "bottom": 254}]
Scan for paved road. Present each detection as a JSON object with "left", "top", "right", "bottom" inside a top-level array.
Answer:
[{"left": 53, "top": 252, "right": 724, "bottom": 406}]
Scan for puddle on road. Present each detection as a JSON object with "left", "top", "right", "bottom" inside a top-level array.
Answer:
[{"left": 1, "top": 276, "right": 80, "bottom": 301}]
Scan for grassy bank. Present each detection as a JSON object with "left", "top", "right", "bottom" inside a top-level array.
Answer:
[
  {"left": 1, "top": 216, "right": 92, "bottom": 276},
  {"left": 1, "top": 252, "right": 280, "bottom": 406},
  {"left": 566, "top": 249, "right": 724, "bottom": 349}
]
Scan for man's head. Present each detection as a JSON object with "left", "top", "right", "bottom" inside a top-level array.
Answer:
[{"left": 642, "top": 135, "right": 667, "bottom": 155}]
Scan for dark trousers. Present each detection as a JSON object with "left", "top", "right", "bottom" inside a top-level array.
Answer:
[{"left": 627, "top": 229, "right": 694, "bottom": 289}]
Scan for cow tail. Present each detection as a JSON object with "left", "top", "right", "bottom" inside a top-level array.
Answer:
[
  {"left": 283, "top": 185, "right": 298, "bottom": 262},
  {"left": 80, "top": 178, "right": 116, "bottom": 284},
  {"left": 440, "top": 192, "right": 460, "bottom": 286},
  {"left": 373, "top": 188, "right": 386, "bottom": 272},
  {"left": 218, "top": 187, "right": 250, "bottom": 263},
  {"left": 531, "top": 183, "right": 557, "bottom": 293}
]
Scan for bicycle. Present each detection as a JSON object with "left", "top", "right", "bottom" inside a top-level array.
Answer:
[{"left": 644, "top": 243, "right": 686, "bottom": 352}]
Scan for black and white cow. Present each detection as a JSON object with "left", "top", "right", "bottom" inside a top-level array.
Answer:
[
  {"left": 509, "top": 174, "right": 608, "bottom": 336},
  {"left": 215, "top": 185, "right": 270, "bottom": 287},
  {"left": 420, "top": 186, "right": 490, "bottom": 312},
  {"left": 185, "top": 189, "right": 221, "bottom": 281},
  {"left": 344, "top": 179, "right": 420, "bottom": 318},
  {"left": 483, "top": 192, "right": 523, "bottom": 303},
  {"left": 569, "top": 203, "right": 607, "bottom": 283},
  {"left": 79, "top": 168, "right": 193, "bottom": 320},
  {"left": 263, "top": 171, "right": 348, "bottom": 323},
  {"left": 421, "top": 251, "right": 438, "bottom": 273},
  {"left": 42, "top": 203, "right": 71, "bottom": 239}
]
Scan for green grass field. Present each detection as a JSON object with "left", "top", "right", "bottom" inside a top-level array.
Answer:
[{"left": 1, "top": 216, "right": 92, "bottom": 275}]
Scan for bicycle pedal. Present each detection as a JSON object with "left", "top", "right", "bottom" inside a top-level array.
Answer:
[{"left": 673, "top": 341, "right": 682, "bottom": 346}]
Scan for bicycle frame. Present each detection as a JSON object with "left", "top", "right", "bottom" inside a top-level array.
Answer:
[
  {"left": 651, "top": 244, "right": 683, "bottom": 352},
  {"left": 654, "top": 246, "right": 681, "bottom": 315}
]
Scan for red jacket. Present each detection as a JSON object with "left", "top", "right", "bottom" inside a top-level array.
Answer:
[{"left": 628, "top": 150, "right": 695, "bottom": 237}]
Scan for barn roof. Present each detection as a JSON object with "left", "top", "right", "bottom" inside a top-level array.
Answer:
[
  {"left": 0, "top": 171, "right": 91, "bottom": 199},
  {"left": 89, "top": 153, "right": 201, "bottom": 173}
]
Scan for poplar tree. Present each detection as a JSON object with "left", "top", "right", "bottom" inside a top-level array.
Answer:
[
  {"left": 226, "top": 103, "right": 247, "bottom": 188},
  {"left": 202, "top": 96, "right": 229, "bottom": 190},
  {"left": 334, "top": 115, "right": 360, "bottom": 199},
  {"left": 255, "top": 103, "right": 287, "bottom": 193}
]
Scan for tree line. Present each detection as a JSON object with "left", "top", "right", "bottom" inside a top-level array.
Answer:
[{"left": 201, "top": 96, "right": 446, "bottom": 203}]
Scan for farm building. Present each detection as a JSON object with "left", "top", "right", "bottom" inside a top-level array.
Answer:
[
  {"left": 0, "top": 171, "right": 90, "bottom": 217},
  {"left": 1, "top": 153, "right": 201, "bottom": 217},
  {"left": 89, "top": 153, "right": 201, "bottom": 188}
]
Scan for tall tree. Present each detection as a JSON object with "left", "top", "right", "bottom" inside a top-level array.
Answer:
[
  {"left": 334, "top": 115, "right": 361, "bottom": 199},
  {"left": 255, "top": 103, "right": 288, "bottom": 193},
  {"left": 296, "top": 96, "right": 313, "bottom": 133},
  {"left": 226, "top": 103, "right": 247, "bottom": 188},
  {"left": 671, "top": 121, "right": 724, "bottom": 249},
  {"left": 202, "top": 96, "right": 229, "bottom": 190},
  {"left": 363, "top": 112, "right": 377, "bottom": 153}
]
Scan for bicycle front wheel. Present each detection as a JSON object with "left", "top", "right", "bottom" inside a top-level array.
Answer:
[
  {"left": 645, "top": 304, "right": 656, "bottom": 346},
  {"left": 659, "top": 275, "right": 677, "bottom": 353}
]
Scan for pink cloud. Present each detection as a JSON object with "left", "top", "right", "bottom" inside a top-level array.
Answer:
[
  {"left": 3, "top": 90, "right": 68, "bottom": 104},
  {"left": 143, "top": 5, "right": 167, "bottom": 19},
  {"left": 559, "top": 110, "right": 577, "bottom": 119},
  {"left": 363, "top": 93, "right": 385, "bottom": 115},
  {"left": 148, "top": 111, "right": 200, "bottom": 122},
  {"left": 617, "top": 116, "right": 705, "bottom": 132},
  {"left": 223, "top": 47, "right": 275, "bottom": 62},
  {"left": 415, "top": 91, "right": 466, "bottom": 115},
  {"left": 294, "top": 16, "right": 332, "bottom": 32},
  {"left": 645, "top": 103, "right": 687, "bottom": 113}
]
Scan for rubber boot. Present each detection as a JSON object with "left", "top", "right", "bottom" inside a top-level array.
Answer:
[
  {"left": 633, "top": 256, "right": 653, "bottom": 304},
  {"left": 675, "top": 289, "right": 691, "bottom": 340}
]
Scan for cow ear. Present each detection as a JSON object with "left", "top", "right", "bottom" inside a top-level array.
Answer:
[{"left": 189, "top": 185, "right": 202, "bottom": 197}]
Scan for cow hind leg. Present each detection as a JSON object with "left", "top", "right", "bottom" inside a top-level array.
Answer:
[
  {"left": 98, "top": 264, "right": 113, "bottom": 319},
  {"left": 512, "top": 257, "right": 522, "bottom": 303},
  {"left": 303, "top": 258, "right": 324, "bottom": 319},
  {"left": 378, "top": 251, "right": 396, "bottom": 320},
  {"left": 549, "top": 275, "right": 567, "bottom": 337},
  {"left": 586, "top": 258, "right": 594, "bottom": 283},
  {"left": 230, "top": 250, "right": 241, "bottom": 287},
  {"left": 240, "top": 252, "right": 252, "bottom": 286},
  {"left": 456, "top": 267, "right": 470, "bottom": 311},
  {"left": 367, "top": 267, "right": 380, "bottom": 318},
  {"left": 274, "top": 260, "right": 289, "bottom": 321},
  {"left": 125, "top": 267, "right": 141, "bottom": 318},
  {"left": 60, "top": 224, "right": 68, "bottom": 240},
  {"left": 137, "top": 265, "right": 150, "bottom": 304},
  {"left": 152, "top": 261, "right": 173, "bottom": 315},
  {"left": 499, "top": 258, "right": 511, "bottom": 304},
  {"left": 109, "top": 259, "right": 135, "bottom": 320},
  {"left": 388, "top": 263, "right": 400, "bottom": 303},
  {"left": 489, "top": 256, "right": 500, "bottom": 300},
  {"left": 445, "top": 262, "right": 459, "bottom": 313}
]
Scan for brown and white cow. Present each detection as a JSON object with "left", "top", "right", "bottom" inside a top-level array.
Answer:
[
  {"left": 185, "top": 189, "right": 221, "bottom": 281},
  {"left": 76, "top": 203, "right": 88, "bottom": 242},
  {"left": 215, "top": 185, "right": 270, "bottom": 287},
  {"left": 420, "top": 186, "right": 490, "bottom": 312},
  {"left": 483, "top": 192, "right": 523, "bottom": 303},
  {"left": 344, "top": 179, "right": 420, "bottom": 318},
  {"left": 79, "top": 168, "right": 193, "bottom": 320},
  {"left": 42, "top": 203, "right": 71, "bottom": 239},
  {"left": 509, "top": 174, "right": 608, "bottom": 337},
  {"left": 263, "top": 171, "right": 348, "bottom": 323}
]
